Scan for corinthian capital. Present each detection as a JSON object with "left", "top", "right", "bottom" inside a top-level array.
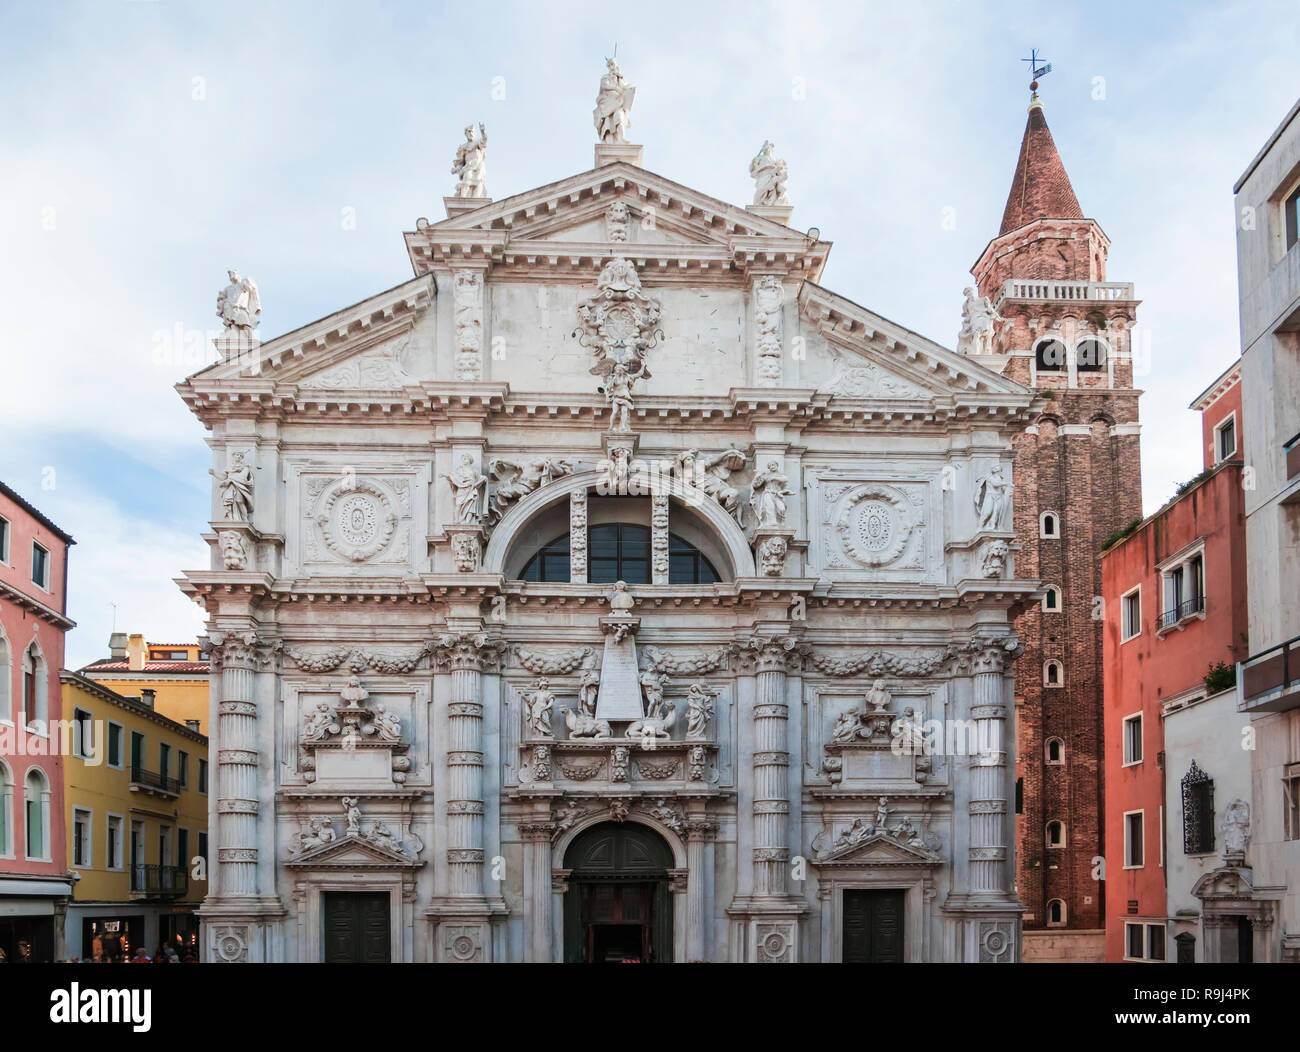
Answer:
[
  {"left": 430, "top": 632, "right": 507, "bottom": 672},
  {"left": 971, "top": 635, "right": 1023, "bottom": 675},
  {"left": 730, "top": 634, "right": 806, "bottom": 673}
]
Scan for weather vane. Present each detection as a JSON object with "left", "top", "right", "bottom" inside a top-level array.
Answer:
[{"left": 1021, "top": 48, "right": 1052, "bottom": 90}]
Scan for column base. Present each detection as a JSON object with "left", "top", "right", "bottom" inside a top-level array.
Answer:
[
  {"left": 425, "top": 898, "right": 509, "bottom": 963},
  {"left": 727, "top": 899, "right": 809, "bottom": 962},
  {"left": 942, "top": 904, "right": 1023, "bottom": 963},
  {"left": 198, "top": 897, "right": 287, "bottom": 963}
]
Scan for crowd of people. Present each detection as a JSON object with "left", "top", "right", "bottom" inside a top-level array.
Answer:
[{"left": 0, "top": 940, "right": 200, "bottom": 963}]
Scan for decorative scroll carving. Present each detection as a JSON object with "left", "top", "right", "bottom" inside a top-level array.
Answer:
[
  {"left": 822, "top": 355, "right": 930, "bottom": 400},
  {"left": 575, "top": 258, "right": 663, "bottom": 387}
]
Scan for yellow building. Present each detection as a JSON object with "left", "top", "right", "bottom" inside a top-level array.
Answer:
[
  {"left": 60, "top": 671, "right": 209, "bottom": 961},
  {"left": 81, "top": 632, "right": 210, "bottom": 734}
]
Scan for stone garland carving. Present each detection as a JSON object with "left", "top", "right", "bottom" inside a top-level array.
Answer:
[
  {"left": 560, "top": 758, "right": 605, "bottom": 780},
  {"left": 973, "top": 465, "right": 1012, "bottom": 532},
  {"left": 570, "top": 489, "right": 588, "bottom": 580},
  {"left": 515, "top": 646, "right": 596, "bottom": 675},
  {"left": 749, "top": 461, "right": 791, "bottom": 529},
  {"left": 753, "top": 276, "right": 784, "bottom": 387},
  {"left": 758, "top": 534, "right": 787, "bottom": 576},
  {"left": 606, "top": 200, "right": 631, "bottom": 242},
  {"left": 640, "top": 644, "right": 729, "bottom": 677},
  {"left": 749, "top": 141, "right": 790, "bottom": 207},
  {"left": 212, "top": 450, "right": 254, "bottom": 521},
  {"left": 285, "top": 642, "right": 435, "bottom": 675},
  {"left": 980, "top": 539, "right": 1010, "bottom": 579},
  {"left": 651, "top": 495, "right": 669, "bottom": 583},
  {"left": 488, "top": 457, "right": 577, "bottom": 523},
  {"left": 593, "top": 57, "right": 635, "bottom": 143},
  {"left": 576, "top": 257, "right": 663, "bottom": 391},
  {"left": 450, "top": 123, "right": 488, "bottom": 199},
  {"left": 674, "top": 449, "right": 746, "bottom": 525},
  {"left": 637, "top": 759, "right": 680, "bottom": 780},
  {"left": 833, "top": 484, "right": 915, "bottom": 568},
  {"left": 805, "top": 647, "right": 953, "bottom": 678},
  {"left": 452, "top": 270, "right": 485, "bottom": 380}
]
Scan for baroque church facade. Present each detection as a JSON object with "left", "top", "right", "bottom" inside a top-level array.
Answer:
[{"left": 181, "top": 67, "right": 1045, "bottom": 963}]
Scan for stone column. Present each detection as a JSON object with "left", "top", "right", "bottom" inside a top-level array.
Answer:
[
  {"left": 569, "top": 490, "right": 588, "bottom": 584},
  {"left": 520, "top": 820, "right": 554, "bottom": 962},
  {"left": 969, "top": 641, "right": 1014, "bottom": 896},
  {"left": 685, "top": 816, "right": 714, "bottom": 962},
  {"left": 749, "top": 638, "right": 793, "bottom": 897},
  {"left": 213, "top": 633, "right": 261, "bottom": 897}
]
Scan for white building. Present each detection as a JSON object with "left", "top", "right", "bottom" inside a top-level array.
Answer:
[
  {"left": 1234, "top": 95, "right": 1300, "bottom": 963},
  {"left": 179, "top": 82, "right": 1039, "bottom": 962}
]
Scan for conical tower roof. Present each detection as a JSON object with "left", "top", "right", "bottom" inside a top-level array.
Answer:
[{"left": 998, "top": 95, "right": 1084, "bottom": 235}]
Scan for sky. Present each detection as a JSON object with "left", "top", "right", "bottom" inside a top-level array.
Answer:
[{"left": 1, "top": 0, "right": 1296, "bottom": 669}]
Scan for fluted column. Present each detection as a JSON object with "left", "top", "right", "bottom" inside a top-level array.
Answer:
[
  {"left": 686, "top": 816, "right": 714, "bottom": 961},
  {"left": 213, "top": 633, "right": 260, "bottom": 898},
  {"left": 750, "top": 638, "right": 793, "bottom": 898},
  {"left": 969, "top": 641, "right": 1013, "bottom": 896},
  {"left": 520, "top": 820, "right": 554, "bottom": 962}
]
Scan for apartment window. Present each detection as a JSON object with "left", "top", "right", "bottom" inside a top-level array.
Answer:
[
  {"left": 1160, "top": 551, "right": 1205, "bottom": 629},
  {"left": 1035, "top": 338, "right": 1066, "bottom": 372},
  {"left": 106, "top": 722, "right": 123, "bottom": 769},
  {"left": 1047, "top": 899, "right": 1066, "bottom": 926},
  {"left": 130, "top": 731, "right": 145, "bottom": 777},
  {"left": 1286, "top": 181, "right": 1300, "bottom": 251},
  {"left": 1042, "top": 586, "right": 1061, "bottom": 613},
  {"left": 1124, "top": 811, "right": 1145, "bottom": 868},
  {"left": 177, "top": 751, "right": 189, "bottom": 788},
  {"left": 0, "top": 514, "right": 9, "bottom": 563},
  {"left": 106, "top": 814, "right": 123, "bottom": 871},
  {"left": 25, "top": 768, "right": 50, "bottom": 860},
  {"left": 1123, "top": 713, "right": 1144, "bottom": 766},
  {"left": 1040, "top": 511, "right": 1060, "bottom": 538},
  {"left": 1045, "top": 820, "right": 1065, "bottom": 848},
  {"left": 30, "top": 542, "right": 49, "bottom": 590},
  {"left": 21, "top": 644, "right": 47, "bottom": 728},
  {"left": 177, "top": 828, "right": 189, "bottom": 873},
  {"left": 1283, "top": 764, "right": 1300, "bottom": 841},
  {"left": 1125, "top": 922, "right": 1166, "bottom": 962},
  {"left": 0, "top": 761, "right": 11, "bottom": 857},
  {"left": 73, "top": 808, "right": 92, "bottom": 868},
  {"left": 1046, "top": 737, "right": 1064, "bottom": 765},
  {"left": 199, "top": 758, "right": 208, "bottom": 795},
  {"left": 1121, "top": 587, "right": 1142, "bottom": 642},
  {"left": 1043, "top": 660, "right": 1063, "bottom": 688},
  {"left": 159, "top": 742, "right": 170, "bottom": 781},
  {"left": 73, "top": 708, "right": 94, "bottom": 759},
  {"left": 1182, "top": 761, "right": 1215, "bottom": 854},
  {"left": 1215, "top": 415, "right": 1237, "bottom": 462}
]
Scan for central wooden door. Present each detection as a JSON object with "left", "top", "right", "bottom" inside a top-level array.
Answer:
[
  {"left": 563, "top": 823, "right": 674, "bottom": 963},
  {"left": 842, "top": 889, "right": 906, "bottom": 963},
  {"left": 323, "top": 891, "right": 391, "bottom": 963}
]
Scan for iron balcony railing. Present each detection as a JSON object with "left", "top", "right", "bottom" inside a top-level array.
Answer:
[
  {"left": 1155, "top": 594, "right": 1206, "bottom": 631},
  {"left": 1240, "top": 633, "right": 1300, "bottom": 713},
  {"left": 130, "top": 762, "right": 181, "bottom": 796},
  {"left": 130, "top": 864, "right": 188, "bottom": 897}
]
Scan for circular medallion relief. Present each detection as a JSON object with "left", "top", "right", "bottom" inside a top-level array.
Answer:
[
  {"left": 835, "top": 485, "right": 914, "bottom": 567},
  {"left": 316, "top": 480, "right": 398, "bottom": 562}
]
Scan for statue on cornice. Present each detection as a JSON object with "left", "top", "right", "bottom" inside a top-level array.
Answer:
[
  {"left": 216, "top": 269, "right": 260, "bottom": 331},
  {"left": 605, "top": 361, "right": 635, "bottom": 432},
  {"left": 442, "top": 453, "right": 487, "bottom": 525},
  {"left": 451, "top": 122, "right": 488, "bottom": 198},
  {"left": 211, "top": 450, "right": 254, "bottom": 521},
  {"left": 956, "top": 287, "right": 1002, "bottom": 357},
  {"left": 677, "top": 449, "right": 746, "bottom": 524},
  {"left": 593, "top": 57, "right": 635, "bottom": 143},
  {"left": 973, "top": 465, "right": 1012, "bottom": 532},
  {"left": 749, "top": 461, "right": 792, "bottom": 529},
  {"left": 749, "top": 140, "right": 790, "bottom": 207},
  {"left": 525, "top": 678, "right": 555, "bottom": 738},
  {"left": 489, "top": 457, "right": 577, "bottom": 522},
  {"left": 684, "top": 682, "right": 715, "bottom": 741}
]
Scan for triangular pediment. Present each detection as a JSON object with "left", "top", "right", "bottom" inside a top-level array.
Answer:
[
  {"left": 813, "top": 830, "right": 941, "bottom": 867},
  {"left": 285, "top": 832, "right": 423, "bottom": 869}
]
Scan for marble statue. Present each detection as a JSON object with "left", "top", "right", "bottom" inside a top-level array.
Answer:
[
  {"left": 677, "top": 448, "right": 746, "bottom": 522},
  {"left": 593, "top": 57, "right": 635, "bottom": 143},
  {"left": 565, "top": 703, "right": 612, "bottom": 740},
  {"left": 974, "top": 465, "right": 1012, "bottom": 531},
  {"left": 684, "top": 682, "right": 715, "bottom": 740},
  {"left": 442, "top": 453, "right": 487, "bottom": 525},
  {"left": 626, "top": 700, "right": 675, "bottom": 740},
  {"left": 639, "top": 666, "right": 669, "bottom": 720},
  {"left": 749, "top": 461, "right": 792, "bottom": 528},
  {"left": 749, "top": 140, "right": 790, "bottom": 207},
  {"left": 212, "top": 451, "right": 254, "bottom": 521},
  {"left": 866, "top": 679, "right": 891, "bottom": 714},
  {"left": 606, "top": 579, "right": 635, "bottom": 613},
  {"left": 296, "top": 815, "right": 335, "bottom": 853},
  {"left": 489, "top": 457, "right": 576, "bottom": 522},
  {"left": 891, "top": 707, "right": 927, "bottom": 753},
  {"left": 451, "top": 123, "right": 488, "bottom": 198},
  {"left": 302, "top": 702, "right": 335, "bottom": 742},
  {"left": 525, "top": 678, "right": 556, "bottom": 738},
  {"left": 956, "top": 287, "right": 1003, "bottom": 356},
  {"left": 342, "top": 796, "right": 361, "bottom": 836},
  {"left": 577, "top": 669, "right": 600, "bottom": 717},
  {"left": 216, "top": 269, "right": 261, "bottom": 330},
  {"left": 831, "top": 708, "right": 862, "bottom": 744},
  {"left": 605, "top": 361, "right": 634, "bottom": 432},
  {"left": 874, "top": 796, "right": 891, "bottom": 833},
  {"left": 1221, "top": 798, "right": 1251, "bottom": 856}
]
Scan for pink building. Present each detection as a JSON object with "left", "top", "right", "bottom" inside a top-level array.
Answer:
[{"left": 0, "top": 480, "right": 75, "bottom": 961}]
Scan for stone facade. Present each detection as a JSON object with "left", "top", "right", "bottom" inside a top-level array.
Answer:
[
  {"left": 179, "top": 132, "right": 1040, "bottom": 961},
  {"left": 966, "top": 92, "right": 1142, "bottom": 943}
]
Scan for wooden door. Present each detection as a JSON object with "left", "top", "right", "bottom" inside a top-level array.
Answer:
[
  {"left": 842, "top": 889, "right": 906, "bottom": 963},
  {"left": 323, "top": 891, "right": 391, "bottom": 963}
]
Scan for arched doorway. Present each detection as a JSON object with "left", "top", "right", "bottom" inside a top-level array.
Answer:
[{"left": 563, "top": 823, "right": 674, "bottom": 963}]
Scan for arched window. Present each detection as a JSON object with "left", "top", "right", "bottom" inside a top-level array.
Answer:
[
  {"left": 1035, "top": 338, "right": 1066, "bottom": 372},
  {"left": 1042, "top": 586, "right": 1061, "bottom": 613},
  {"left": 0, "top": 629, "right": 10, "bottom": 723},
  {"left": 1043, "top": 660, "right": 1063, "bottom": 688},
  {"left": 1076, "top": 336, "right": 1108, "bottom": 373},
  {"left": 1047, "top": 898, "right": 1066, "bottom": 926},
  {"left": 0, "top": 760, "right": 12, "bottom": 857},
  {"left": 520, "top": 525, "right": 719, "bottom": 585},
  {"left": 1046, "top": 820, "right": 1065, "bottom": 848},
  {"left": 1046, "top": 737, "right": 1064, "bottom": 765},
  {"left": 1039, "top": 511, "right": 1060, "bottom": 538},
  {"left": 24, "top": 767, "right": 50, "bottom": 860},
  {"left": 21, "top": 644, "right": 47, "bottom": 730}
]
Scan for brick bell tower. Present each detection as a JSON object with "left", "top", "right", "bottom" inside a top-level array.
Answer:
[{"left": 966, "top": 84, "right": 1142, "bottom": 955}]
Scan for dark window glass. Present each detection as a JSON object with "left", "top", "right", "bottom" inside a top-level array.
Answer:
[
  {"left": 1286, "top": 183, "right": 1300, "bottom": 250},
  {"left": 1036, "top": 339, "right": 1065, "bottom": 372},
  {"left": 520, "top": 525, "right": 719, "bottom": 584},
  {"left": 108, "top": 723, "right": 122, "bottom": 767},
  {"left": 1076, "top": 337, "right": 1107, "bottom": 372}
]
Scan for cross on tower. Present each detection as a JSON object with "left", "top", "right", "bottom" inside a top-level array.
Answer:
[{"left": 1021, "top": 48, "right": 1052, "bottom": 90}]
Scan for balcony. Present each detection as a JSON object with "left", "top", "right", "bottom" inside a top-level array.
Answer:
[
  {"left": 1154, "top": 594, "right": 1206, "bottom": 633},
  {"left": 995, "top": 279, "right": 1135, "bottom": 305},
  {"left": 130, "top": 864, "right": 188, "bottom": 898},
  {"left": 129, "top": 762, "right": 181, "bottom": 799},
  {"left": 1239, "top": 634, "right": 1300, "bottom": 713}
]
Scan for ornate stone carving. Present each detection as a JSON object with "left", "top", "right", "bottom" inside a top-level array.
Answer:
[
  {"left": 684, "top": 682, "right": 716, "bottom": 741},
  {"left": 755, "top": 923, "right": 794, "bottom": 963},
  {"left": 488, "top": 457, "right": 576, "bottom": 523},
  {"left": 637, "top": 759, "right": 680, "bottom": 780},
  {"left": 570, "top": 489, "right": 588, "bottom": 580},
  {"left": 688, "top": 744, "right": 708, "bottom": 781},
  {"left": 515, "top": 646, "right": 596, "bottom": 675},
  {"left": 833, "top": 484, "right": 915, "bottom": 568},
  {"left": 300, "top": 335, "right": 413, "bottom": 389},
  {"left": 1221, "top": 798, "right": 1251, "bottom": 858},
  {"left": 315, "top": 479, "right": 399, "bottom": 562},
  {"left": 610, "top": 745, "right": 630, "bottom": 782},
  {"left": 442, "top": 453, "right": 487, "bottom": 525},
  {"left": 531, "top": 743, "right": 552, "bottom": 782},
  {"left": 212, "top": 450, "right": 254, "bottom": 521},
  {"left": 452, "top": 270, "right": 484, "bottom": 380},
  {"left": 749, "top": 460, "right": 791, "bottom": 528},
  {"left": 980, "top": 539, "right": 1010, "bottom": 579},
  {"left": 651, "top": 494, "right": 669, "bottom": 584},
  {"left": 674, "top": 448, "right": 746, "bottom": 525},
  {"left": 973, "top": 465, "right": 1012, "bottom": 531},
  {"left": 749, "top": 140, "right": 790, "bottom": 206},
  {"left": 559, "top": 758, "right": 605, "bottom": 780},
  {"left": 752, "top": 276, "right": 784, "bottom": 387},
  {"left": 640, "top": 645, "right": 729, "bottom": 677},
  {"left": 285, "top": 642, "right": 434, "bottom": 675},
  {"left": 593, "top": 57, "right": 635, "bottom": 143},
  {"left": 978, "top": 921, "right": 1014, "bottom": 963},
  {"left": 625, "top": 701, "right": 675, "bottom": 740},
  {"left": 219, "top": 529, "right": 249, "bottom": 570},
  {"left": 524, "top": 678, "right": 555, "bottom": 738},
  {"left": 451, "top": 531, "right": 480, "bottom": 571},
  {"left": 450, "top": 123, "right": 488, "bottom": 199},
  {"left": 565, "top": 670, "right": 612, "bottom": 739},
  {"left": 606, "top": 199, "right": 631, "bottom": 242},
  {"left": 956, "top": 287, "right": 1003, "bottom": 357},
  {"left": 758, "top": 534, "right": 787, "bottom": 576},
  {"left": 430, "top": 633, "right": 507, "bottom": 673},
  {"left": 576, "top": 258, "right": 663, "bottom": 390},
  {"left": 822, "top": 355, "right": 930, "bottom": 399},
  {"left": 213, "top": 926, "right": 249, "bottom": 963},
  {"left": 216, "top": 270, "right": 260, "bottom": 331},
  {"left": 804, "top": 646, "right": 953, "bottom": 678},
  {"left": 647, "top": 800, "right": 685, "bottom": 834}
]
